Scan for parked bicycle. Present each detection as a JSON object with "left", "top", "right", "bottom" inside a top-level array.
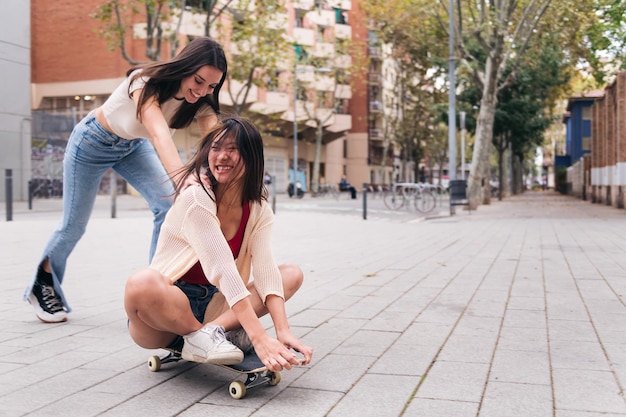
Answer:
[
  {"left": 316, "top": 183, "right": 340, "bottom": 198},
  {"left": 383, "top": 182, "right": 437, "bottom": 214}
]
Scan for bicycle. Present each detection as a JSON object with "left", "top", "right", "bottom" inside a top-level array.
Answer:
[
  {"left": 413, "top": 183, "right": 437, "bottom": 214},
  {"left": 316, "top": 183, "right": 340, "bottom": 199},
  {"left": 383, "top": 183, "right": 436, "bottom": 214},
  {"left": 383, "top": 183, "right": 409, "bottom": 209}
]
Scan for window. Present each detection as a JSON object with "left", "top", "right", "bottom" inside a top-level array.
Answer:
[{"left": 294, "top": 44, "right": 309, "bottom": 62}]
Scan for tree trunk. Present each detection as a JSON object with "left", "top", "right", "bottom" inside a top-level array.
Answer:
[
  {"left": 497, "top": 142, "right": 505, "bottom": 201},
  {"left": 311, "top": 123, "right": 323, "bottom": 195},
  {"left": 512, "top": 155, "right": 524, "bottom": 194},
  {"left": 467, "top": 59, "right": 499, "bottom": 209}
]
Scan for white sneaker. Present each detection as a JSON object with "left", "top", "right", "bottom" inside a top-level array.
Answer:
[{"left": 182, "top": 325, "right": 243, "bottom": 364}]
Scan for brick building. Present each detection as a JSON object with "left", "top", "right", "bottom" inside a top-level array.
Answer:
[{"left": 28, "top": 0, "right": 382, "bottom": 196}]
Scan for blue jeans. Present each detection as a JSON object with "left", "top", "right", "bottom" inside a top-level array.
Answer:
[{"left": 23, "top": 114, "right": 174, "bottom": 310}]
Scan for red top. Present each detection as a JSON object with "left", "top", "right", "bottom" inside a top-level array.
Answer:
[{"left": 179, "top": 202, "right": 250, "bottom": 285}]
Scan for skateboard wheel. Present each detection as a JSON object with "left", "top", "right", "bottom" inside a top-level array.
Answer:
[
  {"left": 268, "top": 371, "right": 281, "bottom": 386},
  {"left": 148, "top": 355, "right": 162, "bottom": 372},
  {"left": 229, "top": 381, "right": 246, "bottom": 399}
]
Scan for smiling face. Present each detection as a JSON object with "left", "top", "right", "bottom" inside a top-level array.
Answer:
[
  {"left": 208, "top": 134, "right": 245, "bottom": 185},
  {"left": 177, "top": 65, "right": 224, "bottom": 103}
]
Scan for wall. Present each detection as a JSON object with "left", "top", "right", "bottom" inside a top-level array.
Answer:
[
  {"left": 0, "top": 2, "right": 31, "bottom": 202},
  {"left": 590, "top": 71, "right": 626, "bottom": 208}
]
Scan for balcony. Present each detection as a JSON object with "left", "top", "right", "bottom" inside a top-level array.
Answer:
[
  {"left": 220, "top": 80, "right": 258, "bottom": 107},
  {"left": 369, "top": 128, "right": 383, "bottom": 140},
  {"left": 369, "top": 101, "right": 382, "bottom": 113},
  {"left": 369, "top": 72, "right": 382, "bottom": 84},
  {"left": 294, "top": 27, "right": 315, "bottom": 46},
  {"left": 265, "top": 12, "right": 289, "bottom": 31},
  {"left": 368, "top": 46, "right": 382, "bottom": 59},
  {"left": 293, "top": 0, "right": 314, "bottom": 10},
  {"left": 313, "top": 42, "right": 335, "bottom": 58},
  {"left": 307, "top": 9, "right": 335, "bottom": 27},
  {"left": 324, "top": 113, "right": 352, "bottom": 133},
  {"left": 248, "top": 91, "right": 290, "bottom": 115},
  {"left": 335, "top": 84, "right": 352, "bottom": 100},
  {"left": 334, "top": 24, "right": 351, "bottom": 39},
  {"left": 326, "top": 0, "right": 352, "bottom": 10},
  {"left": 334, "top": 54, "right": 352, "bottom": 69}
]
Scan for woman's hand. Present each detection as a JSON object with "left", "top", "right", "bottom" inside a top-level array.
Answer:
[
  {"left": 276, "top": 329, "right": 313, "bottom": 365},
  {"left": 252, "top": 334, "right": 302, "bottom": 372},
  {"left": 180, "top": 172, "right": 212, "bottom": 191}
]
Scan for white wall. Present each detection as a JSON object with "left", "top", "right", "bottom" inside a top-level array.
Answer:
[{"left": 0, "top": 1, "right": 31, "bottom": 202}]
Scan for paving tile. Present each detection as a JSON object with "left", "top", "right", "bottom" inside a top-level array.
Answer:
[
  {"left": 416, "top": 361, "right": 490, "bottom": 403},
  {"left": 480, "top": 381, "right": 553, "bottom": 417},
  {"left": 553, "top": 368, "right": 626, "bottom": 414}
]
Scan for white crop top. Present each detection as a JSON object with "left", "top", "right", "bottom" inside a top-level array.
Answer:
[{"left": 99, "top": 70, "right": 214, "bottom": 140}]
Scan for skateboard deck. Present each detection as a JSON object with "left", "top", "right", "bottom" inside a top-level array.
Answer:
[{"left": 147, "top": 348, "right": 291, "bottom": 399}]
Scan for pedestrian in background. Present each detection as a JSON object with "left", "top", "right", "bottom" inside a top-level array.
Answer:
[
  {"left": 339, "top": 174, "right": 357, "bottom": 199},
  {"left": 24, "top": 37, "right": 228, "bottom": 323}
]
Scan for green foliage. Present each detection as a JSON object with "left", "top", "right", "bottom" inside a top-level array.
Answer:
[
  {"left": 215, "top": 0, "right": 291, "bottom": 116},
  {"left": 555, "top": 166, "right": 568, "bottom": 194},
  {"left": 91, "top": 0, "right": 176, "bottom": 63},
  {"left": 91, "top": 0, "right": 292, "bottom": 119}
]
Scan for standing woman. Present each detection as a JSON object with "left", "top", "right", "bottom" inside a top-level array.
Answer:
[
  {"left": 124, "top": 117, "right": 313, "bottom": 370},
  {"left": 24, "top": 37, "right": 228, "bottom": 323}
]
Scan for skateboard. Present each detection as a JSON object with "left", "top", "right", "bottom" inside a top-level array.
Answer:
[{"left": 147, "top": 348, "right": 283, "bottom": 399}]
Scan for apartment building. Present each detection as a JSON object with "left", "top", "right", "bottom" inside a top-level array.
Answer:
[{"left": 28, "top": 0, "right": 387, "bottom": 196}]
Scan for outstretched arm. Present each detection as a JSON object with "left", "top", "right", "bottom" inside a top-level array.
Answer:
[{"left": 134, "top": 91, "right": 185, "bottom": 185}]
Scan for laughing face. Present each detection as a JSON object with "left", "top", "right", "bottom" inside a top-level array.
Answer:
[
  {"left": 177, "top": 65, "right": 223, "bottom": 103},
  {"left": 208, "top": 134, "right": 244, "bottom": 185}
]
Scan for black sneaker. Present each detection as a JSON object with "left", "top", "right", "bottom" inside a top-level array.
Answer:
[{"left": 27, "top": 266, "right": 68, "bottom": 323}]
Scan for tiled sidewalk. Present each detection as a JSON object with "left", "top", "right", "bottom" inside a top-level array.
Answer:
[{"left": 1, "top": 191, "right": 625, "bottom": 416}]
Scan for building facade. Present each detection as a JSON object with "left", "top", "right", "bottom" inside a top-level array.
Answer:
[
  {"left": 26, "top": 0, "right": 385, "bottom": 197},
  {"left": 0, "top": 2, "right": 31, "bottom": 202}
]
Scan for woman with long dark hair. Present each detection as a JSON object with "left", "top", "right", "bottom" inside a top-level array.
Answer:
[
  {"left": 124, "top": 117, "right": 313, "bottom": 369},
  {"left": 25, "top": 37, "right": 228, "bottom": 323}
]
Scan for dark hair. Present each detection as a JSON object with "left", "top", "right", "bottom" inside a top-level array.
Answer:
[
  {"left": 128, "top": 37, "right": 227, "bottom": 129},
  {"left": 176, "top": 117, "right": 268, "bottom": 204}
]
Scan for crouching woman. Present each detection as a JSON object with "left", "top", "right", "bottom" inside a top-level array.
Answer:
[{"left": 124, "top": 117, "right": 313, "bottom": 371}]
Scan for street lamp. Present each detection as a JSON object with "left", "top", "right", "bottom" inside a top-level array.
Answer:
[{"left": 292, "top": 64, "right": 331, "bottom": 188}]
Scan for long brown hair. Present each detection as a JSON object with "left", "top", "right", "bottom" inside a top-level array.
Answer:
[
  {"left": 175, "top": 117, "right": 268, "bottom": 204},
  {"left": 128, "top": 37, "right": 227, "bottom": 129}
]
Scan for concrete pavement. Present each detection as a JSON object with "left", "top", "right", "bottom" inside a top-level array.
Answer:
[{"left": 1, "top": 191, "right": 626, "bottom": 416}]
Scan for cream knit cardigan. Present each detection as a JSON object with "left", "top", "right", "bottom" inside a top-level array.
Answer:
[{"left": 149, "top": 185, "right": 284, "bottom": 307}]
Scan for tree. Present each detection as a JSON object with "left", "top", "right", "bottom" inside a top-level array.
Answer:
[
  {"left": 213, "top": 0, "right": 291, "bottom": 118},
  {"left": 438, "top": 0, "right": 626, "bottom": 209},
  {"left": 92, "top": 0, "right": 236, "bottom": 63},
  {"left": 92, "top": 0, "right": 290, "bottom": 122},
  {"left": 362, "top": 0, "right": 448, "bottom": 184}
]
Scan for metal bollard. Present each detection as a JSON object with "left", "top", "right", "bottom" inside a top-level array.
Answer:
[
  {"left": 28, "top": 179, "right": 33, "bottom": 210},
  {"left": 110, "top": 171, "right": 117, "bottom": 219},
  {"left": 362, "top": 182, "right": 367, "bottom": 220},
  {"left": 5, "top": 169, "right": 13, "bottom": 221}
]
